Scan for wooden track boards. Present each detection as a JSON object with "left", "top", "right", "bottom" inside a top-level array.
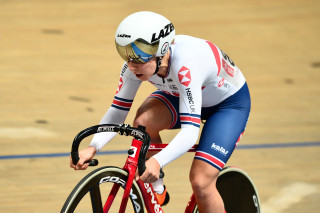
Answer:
[{"left": 0, "top": 0, "right": 319, "bottom": 212}]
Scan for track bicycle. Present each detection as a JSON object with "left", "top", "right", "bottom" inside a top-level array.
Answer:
[{"left": 61, "top": 124, "right": 261, "bottom": 213}]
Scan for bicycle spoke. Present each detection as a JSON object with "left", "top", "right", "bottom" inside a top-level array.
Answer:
[
  {"left": 90, "top": 184, "right": 103, "bottom": 213},
  {"left": 61, "top": 167, "right": 146, "bottom": 213}
]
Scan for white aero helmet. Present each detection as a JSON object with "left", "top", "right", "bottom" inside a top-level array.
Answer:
[{"left": 115, "top": 11, "right": 175, "bottom": 63}]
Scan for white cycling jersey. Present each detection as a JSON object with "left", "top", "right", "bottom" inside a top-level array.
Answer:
[{"left": 90, "top": 35, "right": 246, "bottom": 168}]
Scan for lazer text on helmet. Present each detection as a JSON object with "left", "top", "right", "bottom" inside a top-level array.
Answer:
[
  {"left": 151, "top": 23, "right": 174, "bottom": 43},
  {"left": 117, "top": 34, "right": 131, "bottom": 38}
]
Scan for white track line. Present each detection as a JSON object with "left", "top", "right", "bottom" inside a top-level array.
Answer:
[
  {"left": 0, "top": 127, "right": 57, "bottom": 138},
  {"left": 261, "top": 182, "right": 318, "bottom": 213}
]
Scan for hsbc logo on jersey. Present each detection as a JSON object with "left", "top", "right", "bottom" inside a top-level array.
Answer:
[
  {"left": 218, "top": 78, "right": 224, "bottom": 87},
  {"left": 178, "top": 66, "right": 191, "bottom": 87}
]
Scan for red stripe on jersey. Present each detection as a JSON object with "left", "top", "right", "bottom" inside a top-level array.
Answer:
[
  {"left": 112, "top": 99, "right": 132, "bottom": 108},
  {"left": 206, "top": 41, "right": 221, "bottom": 76},
  {"left": 195, "top": 151, "right": 225, "bottom": 169},
  {"left": 180, "top": 116, "right": 201, "bottom": 124}
]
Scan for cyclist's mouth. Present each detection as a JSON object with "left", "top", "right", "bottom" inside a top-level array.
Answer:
[{"left": 136, "top": 74, "right": 143, "bottom": 78}]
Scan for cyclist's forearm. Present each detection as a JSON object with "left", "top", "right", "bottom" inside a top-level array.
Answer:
[
  {"left": 90, "top": 107, "right": 128, "bottom": 152},
  {"left": 153, "top": 126, "right": 199, "bottom": 168},
  {"left": 90, "top": 131, "right": 117, "bottom": 152},
  {"left": 100, "top": 106, "right": 128, "bottom": 124}
]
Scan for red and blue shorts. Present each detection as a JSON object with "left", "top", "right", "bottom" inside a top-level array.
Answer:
[{"left": 148, "top": 83, "right": 251, "bottom": 171}]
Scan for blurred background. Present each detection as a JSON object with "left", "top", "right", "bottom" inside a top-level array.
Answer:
[{"left": 0, "top": 0, "right": 319, "bottom": 212}]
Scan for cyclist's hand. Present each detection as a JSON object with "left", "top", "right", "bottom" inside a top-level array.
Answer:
[
  {"left": 138, "top": 157, "right": 161, "bottom": 183},
  {"left": 70, "top": 146, "right": 96, "bottom": 170}
]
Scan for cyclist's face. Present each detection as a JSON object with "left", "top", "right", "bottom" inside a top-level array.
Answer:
[{"left": 127, "top": 57, "right": 157, "bottom": 81}]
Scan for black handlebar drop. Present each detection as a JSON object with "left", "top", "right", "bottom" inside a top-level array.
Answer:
[{"left": 70, "top": 124, "right": 151, "bottom": 176}]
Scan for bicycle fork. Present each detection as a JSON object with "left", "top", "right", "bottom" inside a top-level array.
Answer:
[
  {"left": 102, "top": 138, "right": 141, "bottom": 213},
  {"left": 103, "top": 138, "right": 164, "bottom": 213}
]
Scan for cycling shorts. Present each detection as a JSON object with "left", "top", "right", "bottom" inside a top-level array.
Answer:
[{"left": 148, "top": 83, "right": 251, "bottom": 171}]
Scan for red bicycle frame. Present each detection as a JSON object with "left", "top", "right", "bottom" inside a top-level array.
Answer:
[
  {"left": 102, "top": 138, "right": 198, "bottom": 213},
  {"left": 69, "top": 124, "right": 260, "bottom": 213}
]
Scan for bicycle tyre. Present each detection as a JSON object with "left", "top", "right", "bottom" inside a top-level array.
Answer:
[
  {"left": 61, "top": 166, "right": 146, "bottom": 213},
  {"left": 191, "top": 166, "right": 261, "bottom": 213}
]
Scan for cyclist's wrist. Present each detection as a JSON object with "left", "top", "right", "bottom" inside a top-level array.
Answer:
[
  {"left": 152, "top": 155, "right": 164, "bottom": 169},
  {"left": 88, "top": 145, "right": 98, "bottom": 154}
]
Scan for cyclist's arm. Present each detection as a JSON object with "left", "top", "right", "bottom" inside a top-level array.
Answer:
[
  {"left": 90, "top": 63, "right": 142, "bottom": 152},
  {"left": 89, "top": 107, "right": 129, "bottom": 152},
  {"left": 153, "top": 63, "right": 203, "bottom": 168}
]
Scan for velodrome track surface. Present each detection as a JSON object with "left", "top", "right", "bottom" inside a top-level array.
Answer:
[{"left": 1, "top": 0, "right": 319, "bottom": 212}]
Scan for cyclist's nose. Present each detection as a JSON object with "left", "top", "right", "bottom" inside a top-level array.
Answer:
[{"left": 128, "top": 61, "right": 138, "bottom": 71}]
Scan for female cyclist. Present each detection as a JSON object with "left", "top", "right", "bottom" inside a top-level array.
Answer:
[{"left": 70, "top": 11, "right": 251, "bottom": 213}]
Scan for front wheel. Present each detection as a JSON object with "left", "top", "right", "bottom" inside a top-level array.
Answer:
[
  {"left": 61, "top": 166, "right": 146, "bottom": 213},
  {"left": 191, "top": 166, "right": 261, "bottom": 213}
]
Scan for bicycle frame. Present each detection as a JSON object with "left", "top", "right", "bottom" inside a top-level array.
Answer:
[
  {"left": 68, "top": 124, "right": 260, "bottom": 213},
  {"left": 103, "top": 138, "right": 198, "bottom": 213}
]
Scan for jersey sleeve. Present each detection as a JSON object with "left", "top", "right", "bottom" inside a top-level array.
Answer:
[
  {"left": 90, "top": 63, "right": 142, "bottom": 152},
  {"left": 153, "top": 60, "right": 203, "bottom": 167}
]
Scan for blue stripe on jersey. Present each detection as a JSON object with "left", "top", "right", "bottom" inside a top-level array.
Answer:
[
  {"left": 111, "top": 104, "right": 130, "bottom": 111},
  {"left": 111, "top": 96, "right": 133, "bottom": 111},
  {"left": 180, "top": 113, "right": 201, "bottom": 128},
  {"left": 114, "top": 96, "right": 133, "bottom": 102}
]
